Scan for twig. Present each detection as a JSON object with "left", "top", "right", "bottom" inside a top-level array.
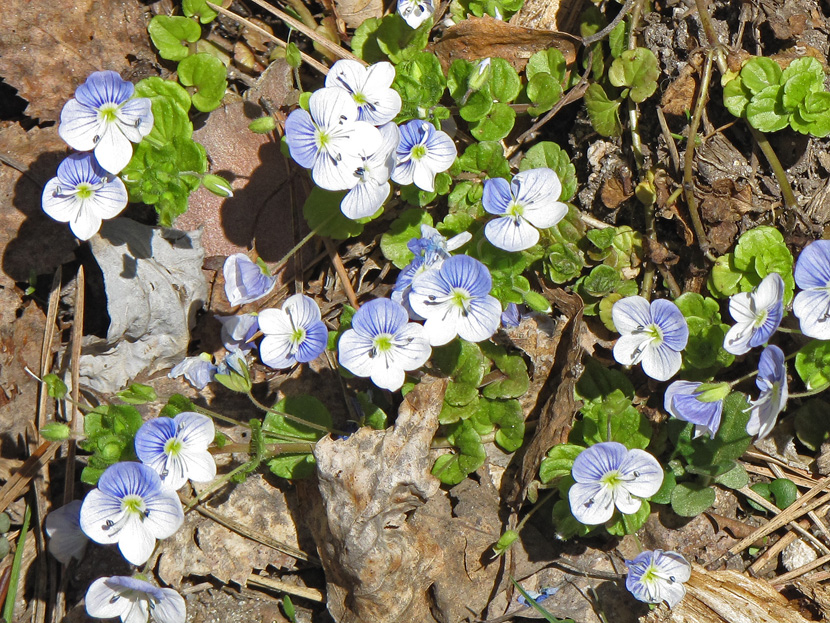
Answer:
[
  {"left": 0, "top": 442, "right": 59, "bottom": 514},
  {"left": 581, "top": 0, "right": 636, "bottom": 47},
  {"left": 246, "top": 574, "right": 324, "bottom": 601},
  {"left": 656, "top": 107, "right": 681, "bottom": 174},
  {"left": 323, "top": 238, "right": 360, "bottom": 309},
  {"left": 36, "top": 267, "right": 62, "bottom": 438},
  {"left": 747, "top": 526, "right": 798, "bottom": 575},
  {"left": 64, "top": 266, "right": 85, "bottom": 508},
  {"left": 772, "top": 552, "right": 830, "bottom": 586},
  {"left": 738, "top": 486, "right": 830, "bottom": 555}
]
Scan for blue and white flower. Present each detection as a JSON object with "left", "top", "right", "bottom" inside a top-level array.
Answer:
[
  {"left": 723, "top": 272, "right": 784, "bottom": 356},
  {"left": 341, "top": 122, "right": 399, "bottom": 220},
  {"left": 664, "top": 381, "right": 729, "bottom": 439},
  {"left": 59, "top": 70, "right": 153, "bottom": 174},
  {"left": 284, "top": 87, "right": 381, "bottom": 191},
  {"left": 135, "top": 412, "right": 217, "bottom": 491},
  {"left": 517, "top": 586, "right": 559, "bottom": 607},
  {"left": 392, "top": 120, "right": 456, "bottom": 192},
  {"left": 79, "top": 462, "right": 184, "bottom": 565},
  {"left": 325, "top": 60, "right": 402, "bottom": 126},
  {"left": 397, "top": 0, "right": 435, "bottom": 28},
  {"left": 409, "top": 255, "right": 502, "bottom": 346},
  {"left": 501, "top": 303, "right": 522, "bottom": 328},
  {"left": 216, "top": 313, "right": 259, "bottom": 352},
  {"left": 747, "top": 344, "right": 788, "bottom": 440},
  {"left": 568, "top": 441, "right": 663, "bottom": 525},
  {"left": 482, "top": 169, "right": 569, "bottom": 252},
  {"left": 339, "top": 298, "right": 431, "bottom": 390},
  {"left": 625, "top": 550, "right": 691, "bottom": 608},
  {"left": 258, "top": 293, "right": 328, "bottom": 369},
  {"left": 612, "top": 296, "right": 689, "bottom": 382},
  {"left": 45, "top": 500, "right": 88, "bottom": 565},
  {"left": 41, "top": 153, "right": 128, "bottom": 240},
  {"left": 794, "top": 240, "right": 830, "bottom": 339},
  {"left": 168, "top": 353, "right": 217, "bottom": 390},
  {"left": 85, "top": 575, "right": 186, "bottom": 623},
  {"left": 223, "top": 254, "right": 277, "bottom": 306}
]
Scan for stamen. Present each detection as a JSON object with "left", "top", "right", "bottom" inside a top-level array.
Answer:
[
  {"left": 110, "top": 595, "right": 120, "bottom": 604},
  {"left": 669, "top": 576, "right": 676, "bottom": 582},
  {"left": 584, "top": 498, "right": 594, "bottom": 508},
  {"left": 633, "top": 471, "right": 640, "bottom": 477},
  {"left": 93, "top": 135, "right": 100, "bottom": 144}
]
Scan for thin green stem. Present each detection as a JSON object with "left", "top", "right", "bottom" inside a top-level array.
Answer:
[
  {"left": 269, "top": 214, "right": 336, "bottom": 276},
  {"left": 790, "top": 387, "right": 828, "bottom": 399},
  {"left": 246, "top": 392, "right": 348, "bottom": 436},
  {"left": 190, "top": 403, "right": 250, "bottom": 428},
  {"left": 775, "top": 326, "right": 802, "bottom": 334},
  {"left": 184, "top": 460, "right": 256, "bottom": 511},
  {"left": 749, "top": 127, "right": 799, "bottom": 212},
  {"left": 514, "top": 490, "right": 557, "bottom": 533},
  {"left": 728, "top": 350, "right": 799, "bottom": 387}
]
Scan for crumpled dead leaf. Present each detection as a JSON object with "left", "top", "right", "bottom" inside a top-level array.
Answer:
[
  {"left": 332, "top": 0, "right": 384, "bottom": 29},
  {"left": 79, "top": 218, "right": 207, "bottom": 393}
]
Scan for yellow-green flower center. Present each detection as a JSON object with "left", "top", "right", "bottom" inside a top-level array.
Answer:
[
  {"left": 374, "top": 334, "right": 393, "bottom": 353},
  {"left": 121, "top": 494, "right": 146, "bottom": 515},
  {"left": 641, "top": 564, "right": 660, "bottom": 584},
  {"left": 507, "top": 202, "right": 524, "bottom": 218},
  {"left": 411, "top": 144, "right": 427, "bottom": 160},
  {"left": 99, "top": 103, "right": 119, "bottom": 123},
  {"left": 76, "top": 183, "right": 94, "bottom": 200},
  {"left": 291, "top": 327, "right": 306, "bottom": 345},
  {"left": 353, "top": 92, "right": 367, "bottom": 105},
  {"left": 600, "top": 470, "right": 623, "bottom": 488},
  {"left": 164, "top": 438, "right": 183, "bottom": 457}
]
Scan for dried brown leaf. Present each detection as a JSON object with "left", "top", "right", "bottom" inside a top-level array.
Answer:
[{"left": 333, "top": 0, "right": 384, "bottom": 29}]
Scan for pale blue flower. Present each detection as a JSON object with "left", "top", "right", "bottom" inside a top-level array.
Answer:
[
  {"left": 723, "top": 272, "right": 784, "bottom": 355},
  {"left": 223, "top": 254, "right": 277, "bottom": 306},
  {"left": 284, "top": 87, "right": 381, "bottom": 191},
  {"left": 216, "top": 313, "right": 259, "bottom": 352},
  {"left": 79, "top": 462, "right": 184, "bottom": 565},
  {"left": 397, "top": 0, "right": 435, "bottom": 28},
  {"left": 59, "top": 70, "right": 153, "bottom": 174},
  {"left": 625, "top": 550, "right": 691, "bottom": 608},
  {"left": 135, "top": 412, "right": 216, "bottom": 491},
  {"left": 258, "top": 294, "right": 328, "bottom": 369},
  {"left": 482, "top": 169, "right": 569, "bottom": 252},
  {"left": 325, "top": 60, "right": 402, "bottom": 126},
  {"left": 747, "top": 344, "right": 788, "bottom": 440},
  {"left": 339, "top": 298, "right": 431, "bottom": 391},
  {"left": 85, "top": 575, "right": 186, "bottom": 623},
  {"left": 168, "top": 353, "right": 217, "bottom": 389},
  {"left": 568, "top": 442, "right": 663, "bottom": 525},
  {"left": 45, "top": 500, "right": 88, "bottom": 564},
  {"left": 664, "top": 381, "right": 729, "bottom": 439},
  {"left": 501, "top": 303, "right": 522, "bottom": 328},
  {"left": 216, "top": 348, "right": 248, "bottom": 376},
  {"left": 612, "top": 296, "right": 689, "bottom": 382},
  {"left": 517, "top": 587, "right": 558, "bottom": 607},
  {"left": 392, "top": 120, "right": 456, "bottom": 192},
  {"left": 794, "top": 240, "right": 830, "bottom": 339},
  {"left": 408, "top": 255, "right": 501, "bottom": 346},
  {"left": 341, "top": 122, "right": 399, "bottom": 219},
  {"left": 41, "top": 153, "right": 128, "bottom": 240}
]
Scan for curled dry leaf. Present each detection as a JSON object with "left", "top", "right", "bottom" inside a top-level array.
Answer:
[{"left": 333, "top": 0, "right": 383, "bottom": 29}]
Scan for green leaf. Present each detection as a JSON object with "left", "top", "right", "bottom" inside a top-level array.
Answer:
[
  {"left": 135, "top": 77, "right": 192, "bottom": 112},
  {"left": 303, "top": 187, "right": 364, "bottom": 239},
  {"left": 42, "top": 373, "right": 67, "bottom": 399},
  {"left": 584, "top": 83, "right": 622, "bottom": 137},
  {"left": 117, "top": 383, "right": 158, "bottom": 405},
  {"left": 608, "top": 48, "right": 659, "bottom": 103},
  {"left": 177, "top": 53, "right": 228, "bottom": 112},
  {"left": 479, "top": 342, "right": 530, "bottom": 399},
  {"left": 160, "top": 393, "right": 196, "bottom": 418},
  {"left": 794, "top": 399, "right": 830, "bottom": 451},
  {"left": 351, "top": 17, "right": 384, "bottom": 62},
  {"left": 782, "top": 69, "right": 819, "bottom": 111},
  {"left": 518, "top": 141, "right": 577, "bottom": 201},
  {"left": 526, "top": 48, "right": 567, "bottom": 83},
  {"left": 432, "top": 420, "right": 486, "bottom": 484},
  {"left": 249, "top": 116, "right": 277, "bottom": 133},
  {"left": 606, "top": 501, "right": 650, "bottom": 535},
  {"left": 671, "top": 482, "right": 716, "bottom": 516},
  {"left": 781, "top": 56, "right": 825, "bottom": 90},
  {"left": 608, "top": 20, "right": 627, "bottom": 58},
  {"left": 282, "top": 595, "right": 297, "bottom": 622},
  {"left": 575, "top": 356, "right": 635, "bottom": 402},
  {"left": 182, "top": 0, "right": 218, "bottom": 23},
  {"left": 650, "top": 470, "right": 676, "bottom": 505},
  {"left": 489, "top": 58, "right": 521, "bottom": 102},
  {"left": 469, "top": 102, "right": 516, "bottom": 141},
  {"left": 796, "top": 340, "right": 830, "bottom": 391},
  {"left": 0, "top": 513, "right": 10, "bottom": 533},
  {"left": 579, "top": 391, "right": 651, "bottom": 449},
  {"left": 552, "top": 498, "right": 592, "bottom": 540},
  {"left": 741, "top": 57, "right": 783, "bottom": 95},
  {"left": 723, "top": 76, "right": 751, "bottom": 118},
  {"left": 539, "top": 444, "right": 584, "bottom": 483},
  {"left": 380, "top": 209, "right": 433, "bottom": 269},
  {"left": 356, "top": 392, "right": 388, "bottom": 429},
  {"left": 714, "top": 463, "right": 749, "bottom": 489},
  {"left": 263, "top": 396, "right": 331, "bottom": 479},
  {"left": 456, "top": 141, "right": 511, "bottom": 179},
  {"left": 769, "top": 478, "right": 798, "bottom": 509},
  {"left": 510, "top": 577, "right": 574, "bottom": 623},
  {"left": 433, "top": 339, "right": 489, "bottom": 407},
  {"left": 485, "top": 398, "right": 525, "bottom": 451},
  {"left": 148, "top": 15, "right": 201, "bottom": 61},
  {"left": 394, "top": 52, "right": 447, "bottom": 119},
  {"left": 285, "top": 42, "right": 302, "bottom": 69},
  {"left": 526, "top": 72, "right": 562, "bottom": 116},
  {"left": 582, "top": 264, "right": 620, "bottom": 298},
  {"left": 543, "top": 242, "right": 584, "bottom": 283},
  {"left": 3, "top": 505, "right": 30, "bottom": 622},
  {"left": 745, "top": 84, "right": 789, "bottom": 132},
  {"left": 375, "top": 14, "right": 432, "bottom": 64}
]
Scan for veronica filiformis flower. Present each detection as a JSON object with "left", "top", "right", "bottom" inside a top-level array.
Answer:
[
  {"left": 223, "top": 254, "right": 277, "bottom": 306},
  {"left": 612, "top": 296, "right": 689, "bottom": 382},
  {"left": 41, "top": 153, "right": 128, "bottom": 240},
  {"left": 284, "top": 87, "right": 381, "bottom": 191},
  {"left": 135, "top": 412, "right": 216, "bottom": 491},
  {"left": 568, "top": 442, "right": 663, "bottom": 525},
  {"left": 408, "top": 255, "right": 501, "bottom": 345},
  {"left": 723, "top": 272, "right": 784, "bottom": 356},
  {"left": 59, "top": 71, "right": 153, "bottom": 174},
  {"left": 168, "top": 353, "right": 217, "bottom": 390},
  {"left": 664, "top": 381, "right": 729, "bottom": 439},
  {"left": 397, "top": 0, "right": 435, "bottom": 28},
  {"left": 45, "top": 500, "right": 88, "bottom": 564},
  {"left": 325, "top": 60, "right": 402, "bottom": 125},
  {"left": 482, "top": 168, "right": 569, "bottom": 252},
  {"left": 85, "top": 575, "right": 186, "bottom": 623},
  {"left": 258, "top": 293, "right": 328, "bottom": 369},
  {"left": 746, "top": 344, "right": 788, "bottom": 440},
  {"left": 625, "top": 550, "right": 691, "bottom": 608},
  {"left": 794, "top": 240, "right": 830, "bottom": 339},
  {"left": 216, "top": 313, "right": 259, "bottom": 353},
  {"left": 341, "top": 122, "right": 399, "bottom": 219},
  {"left": 392, "top": 120, "right": 456, "bottom": 192},
  {"left": 338, "top": 298, "right": 431, "bottom": 391},
  {"left": 79, "top": 462, "right": 184, "bottom": 565}
]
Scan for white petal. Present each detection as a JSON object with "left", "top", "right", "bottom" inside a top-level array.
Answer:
[
  {"left": 338, "top": 330, "right": 376, "bottom": 377},
  {"left": 91, "top": 177, "right": 129, "bottom": 218},
  {"left": 257, "top": 308, "right": 293, "bottom": 336},
  {"left": 94, "top": 125, "right": 134, "bottom": 174},
  {"left": 412, "top": 162, "right": 436, "bottom": 191},
  {"left": 154, "top": 588, "right": 187, "bottom": 623},
  {"left": 728, "top": 292, "right": 757, "bottom": 325},
  {"left": 260, "top": 334, "right": 296, "bottom": 369},
  {"left": 613, "top": 333, "right": 652, "bottom": 367},
  {"left": 326, "top": 59, "right": 367, "bottom": 92},
  {"left": 754, "top": 272, "right": 784, "bottom": 309},
  {"left": 484, "top": 216, "right": 539, "bottom": 252},
  {"left": 42, "top": 179, "right": 81, "bottom": 224},
  {"left": 79, "top": 489, "right": 124, "bottom": 545},
  {"left": 143, "top": 491, "right": 185, "bottom": 539},
  {"left": 175, "top": 411, "right": 215, "bottom": 449},
  {"left": 312, "top": 151, "right": 361, "bottom": 191},
  {"left": 523, "top": 200, "right": 568, "bottom": 230},
  {"left": 612, "top": 296, "right": 653, "bottom": 335},
  {"left": 424, "top": 130, "right": 457, "bottom": 172},
  {"left": 284, "top": 293, "right": 322, "bottom": 327},
  {"left": 45, "top": 500, "right": 88, "bottom": 564},
  {"left": 387, "top": 324, "right": 431, "bottom": 370},
  {"left": 175, "top": 449, "right": 217, "bottom": 484},
  {"left": 116, "top": 514, "right": 156, "bottom": 565},
  {"left": 284, "top": 109, "right": 319, "bottom": 169},
  {"left": 69, "top": 204, "right": 103, "bottom": 241},
  {"left": 85, "top": 578, "right": 134, "bottom": 620},
  {"left": 569, "top": 482, "right": 615, "bottom": 525},
  {"left": 370, "top": 363, "right": 406, "bottom": 391},
  {"left": 619, "top": 449, "right": 664, "bottom": 498},
  {"left": 391, "top": 159, "right": 416, "bottom": 186},
  {"left": 613, "top": 487, "right": 642, "bottom": 515},
  {"left": 116, "top": 98, "right": 154, "bottom": 141},
  {"left": 513, "top": 167, "right": 562, "bottom": 206},
  {"left": 422, "top": 309, "right": 461, "bottom": 346},
  {"left": 123, "top": 600, "right": 151, "bottom": 623},
  {"left": 640, "top": 343, "right": 682, "bottom": 381},
  {"left": 59, "top": 99, "right": 102, "bottom": 151},
  {"left": 794, "top": 289, "right": 830, "bottom": 339},
  {"left": 341, "top": 180, "right": 390, "bottom": 219},
  {"left": 658, "top": 581, "right": 687, "bottom": 608},
  {"left": 457, "top": 295, "right": 501, "bottom": 343},
  {"left": 723, "top": 321, "right": 753, "bottom": 356}
]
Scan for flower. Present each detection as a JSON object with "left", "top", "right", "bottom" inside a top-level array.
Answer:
[
  {"left": 168, "top": 354, "right": 217, "bottom": 390},
  {"left": 284, "top": 87, "right": 381, "bottom": 191},
  {"left": 258, "top": 293, "right": 328, "bottom": 369},
  {"left": 223, "top": 254, "right": 277, "bottom": 306},
  {"left": 392, "top": 120, "right": 456, "bottom": 192},
  {"left": 746, "top": 344, "right": 788, "bottom": 440},
  {"left": 79, "top": 462, "right": 184, "bottom": 565},
  {"left": 501, "top": 303, "right": 522, "bottom": 328},
  {"left": 340, "top": 122, "right": 399, "bottom": 220},
  {"left": 625, "top": 550, "right": 691, "bottom": 607},
  {"left": 41, "top": 153, "right": 128, "bottom": 240},
  {"left": 409, "top": 255, "right": 502, "bottom": 346},
  {"left": 723, "top": 272, "right": 784, "bottom": 356},
  {"left": 517, "top": 586, "right": 559, "bottom": 607},
  {"left": 612, "top": 296, "right": 689, "bottom": 382},
  {"left": 85, "top": 575, "right": 186, "bottom": 623},
  {"left": 216, "top": 313, "right": 259, "bottom": 352},
  {"left": 568, "top": 441, "right": 663, "bottom": 525},
  {"left": 663, "top": 381, "right": 729, "bottom": 439},
  {"left": 397, "top": 0, "right": 435, "bottom": 28},
  {"left": 59, "top": 70, "right": 153, "bottom": 174},
  {"left": 794, "top": 240, "right": 830, "bottom": 339},
  {"left": 135, "top": 412, "right": 217, "bottom": 491},
  {"left": 482, "top": 169, "right": 569, "bottom": 252},
  {"left": 338, "top": 298, "right": 431, "bottom": 391},
  {"left": 325, "top": 60, "right": 402, "bottom": 126},
  {"left": 45, "top": 500, "right": 88, "bottom": 564}
]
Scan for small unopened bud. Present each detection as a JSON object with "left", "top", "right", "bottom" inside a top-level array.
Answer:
[
  {"left": 202, "top": 174, "right": 234, "bottom": 198},
  {"left": 468, "top": 58, "right": 492, "bottom": 93},
  {"left": 40, "top": 422, "right": 71, "bottom": 442}
]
